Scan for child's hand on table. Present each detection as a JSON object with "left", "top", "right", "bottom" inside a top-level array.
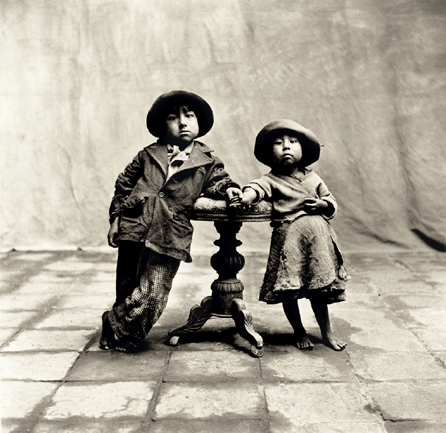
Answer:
[
  {"left": 226, "top": 187, "right": 257, "bottom": 208},
  {"left": 226, "top": 187, "right": 243, "bottom": 207}
]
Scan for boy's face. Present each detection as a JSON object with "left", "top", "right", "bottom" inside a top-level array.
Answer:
[
  {"left": 272, "top": 134, "right": 303, "bottom": 166},
  {"left": 165, "top": 106, "right": 199, "bottom": 147}
]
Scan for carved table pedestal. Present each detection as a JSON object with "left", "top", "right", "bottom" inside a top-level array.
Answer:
[{"left": 168, "top": 197, "right": 272, "bottom": 357}]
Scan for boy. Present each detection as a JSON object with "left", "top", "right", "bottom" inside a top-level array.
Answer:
[{"left": 100, "top": 90, "right": 239, "bottom": 352}]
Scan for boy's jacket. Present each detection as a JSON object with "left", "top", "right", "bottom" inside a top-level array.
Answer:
[{"left": 109, "top": 141, "right": 238, "bottom": 262}]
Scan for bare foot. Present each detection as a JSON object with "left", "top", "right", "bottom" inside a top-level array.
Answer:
[
  {"left": 295, "top": 333, "right": 314, "bottom": 350},
  {"left": 323, "top": 335, "right": 347, "bottom": 351}
]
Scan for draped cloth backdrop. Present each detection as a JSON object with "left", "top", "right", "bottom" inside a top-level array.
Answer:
[{"left": 1, "top": 0, "right": 446, "bottom": 254}]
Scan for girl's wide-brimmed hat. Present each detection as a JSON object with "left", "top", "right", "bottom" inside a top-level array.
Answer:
[
  {"left": 254, "top": 119, "right": 321, "bottom": 167},
  {"left": 146, "top": 90, "right": 214, "bottom": 138}
]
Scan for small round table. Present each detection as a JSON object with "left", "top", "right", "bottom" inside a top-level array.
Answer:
[{"left": 168, "top": 197, "right": 272, "bottom": 357}]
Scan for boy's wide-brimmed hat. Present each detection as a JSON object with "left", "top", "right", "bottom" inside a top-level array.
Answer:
[
  {"left": 254, "top": 119, "right": 321, "bottom": 167},
  {"left": 146, "top": 90, "right": 214, "bottom": 138}
]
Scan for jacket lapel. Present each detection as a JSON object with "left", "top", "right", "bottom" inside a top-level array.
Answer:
[
  {"left": 145, "top": 143, "right": 169, "bottom": 177},
  {"left": 174, "top": 141, "right": 213, "bottom": 173}
]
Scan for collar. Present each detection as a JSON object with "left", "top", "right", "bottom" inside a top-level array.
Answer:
[
  {"left": 167, "top": 141, "right": 195, "bottom": 160},
  {"left": 145, "top": 140, "right": 214, "bottom": 177}
]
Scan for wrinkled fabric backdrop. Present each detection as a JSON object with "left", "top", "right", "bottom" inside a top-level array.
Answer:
[{"left": 1, "top": 0, "right": 446, "bottom": 255}]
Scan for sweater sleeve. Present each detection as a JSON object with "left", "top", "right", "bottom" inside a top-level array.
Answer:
[
  {"left": 243, "top": 175, "right": 273, "bottom": 202},
  {"left": 316, "top": 177, "right": 337, "bottom": 220},
  {"left": 109, "top": 151, "right": 144, "bottom": 223}
]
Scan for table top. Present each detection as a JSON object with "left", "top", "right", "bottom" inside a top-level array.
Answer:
[{"left": 191, "top": 197, "right": 272, "bottom": 222}]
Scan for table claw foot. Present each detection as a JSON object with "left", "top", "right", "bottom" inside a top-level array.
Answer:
[
  {"left": 250, "top": 345, "right": 264, "bottom": 358},
  {"left": 168, "top": 296, "right": 214, "bottom": 345},
  {"left": 231, "top": 298, "right": 263, "bottom": 351}
]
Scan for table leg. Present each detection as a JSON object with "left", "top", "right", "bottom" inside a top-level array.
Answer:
[
  {"left": 168, "top": 296, "right": 213, "bottom": 347},
  {"left": 231, "top": 298, "right": 264, "bottom": 357},
  {"left": 168, "top": 221, "right": 263, "bottom": 357}
]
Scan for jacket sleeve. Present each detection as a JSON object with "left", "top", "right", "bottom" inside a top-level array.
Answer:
[
  {"left": 109, "top": 151, "right": 144, "bottom": 223},
  {"left": 201, "top": 154, "right": 240, "bottom": 199}
]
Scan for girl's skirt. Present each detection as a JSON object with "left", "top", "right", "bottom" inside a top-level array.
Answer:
[{"left": 260, "top": 215, "right": 350, "bottom": 304}]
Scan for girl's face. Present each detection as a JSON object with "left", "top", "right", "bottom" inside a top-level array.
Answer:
[
  {"left": 272, "top": 134, "right": 303, "bottom": 166},
  {"left": 165, "top": 106, "right": 199, "bottom": 147}
]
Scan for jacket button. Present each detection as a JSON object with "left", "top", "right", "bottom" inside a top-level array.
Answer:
[{"left": 159, "top": 192, "right": 164, "bottom": 198}]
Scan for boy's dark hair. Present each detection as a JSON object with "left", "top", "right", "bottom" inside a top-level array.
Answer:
[
  {"left": 158, "top": 104, "right": 195, "bottom": 140},
  {"left": 165, "top": 104, "right": 194, "bottom": 117},
  {"left": 146, "top": 90, "right": 214, "bottom": 138}
]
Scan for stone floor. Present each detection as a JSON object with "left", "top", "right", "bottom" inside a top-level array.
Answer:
[{"left": 1, "top": 247, "right": 446, "bottom": 432}]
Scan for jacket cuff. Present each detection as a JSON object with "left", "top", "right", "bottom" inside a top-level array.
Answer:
[
  {"left": 223, "top": 180, "right": 240, "bottom": 191},
  {"left": 109, "top": 211, "right": 122, "bottom": 224}
]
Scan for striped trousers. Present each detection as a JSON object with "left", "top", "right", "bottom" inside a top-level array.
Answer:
[{"left": 108, "top": 242, "right": 180, "bottom": 348}]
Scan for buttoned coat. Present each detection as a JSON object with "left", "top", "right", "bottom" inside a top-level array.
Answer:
[{"left": 109, "top": 140, "right": 237, "bottom": 262}]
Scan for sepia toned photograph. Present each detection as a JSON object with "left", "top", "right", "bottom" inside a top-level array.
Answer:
[{"left": 1, "top": 1, "right": 446, "bottom": 432}]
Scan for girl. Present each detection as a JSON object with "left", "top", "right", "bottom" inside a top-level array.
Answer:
[{"left": 229, "top": 119, "right": 349, "bottom": 351}]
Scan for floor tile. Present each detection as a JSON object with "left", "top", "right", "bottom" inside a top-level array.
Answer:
[
  {"left": 67, "top": 351, "right": 167, "bottom": 381},
  {"left": 349, "top": 352, "right": 446, "bottom": 381},
  {"left": 0, "top": 293, "right": 58, "bottom": 311},
  {"left": 386, "top": 295, "right": 446, "bottom": 310},
  {"left": 154, "top": 382, "right": 264, "bottom": 419},
  {"left": 347, "top": 329, "right": 426, "bottom": 352},
  {"left": 1, "top": 352, "right": 79, "bottom": 380},
  {"left": 0, "top": 311, "right": 40, "bottom": 328},
  {"left": 16, "top": 281, "right": 73, "bottom": 294},
  {"left": 0, "top": 420, "right": 24, "bottom": 433},
  {"left": 269, "top": 421, "right": 386, "bottom": 433},
  {"left": 264, "top": 382, "right": 379, "bottom": 425},
  {"left": 9, "top": 252, "right": 55, "bottom": 262},
  {"left": 33, "top": 419, "right": 142, "bottom": 433},
  {"left": 74, "top": 281, "right": 114, "bottom": 295},
  {"left": 1, "top": 329, "right": 96, "bottom": 352},
  {"left": 165, "top": 350, "right": 260, "bottom": 381},
  {"left": 405, "top": 309, "right": 446, "bottom": 329},
  {"left": 384, "top": 420, "right": 446, "bottom": 433},
  {"left": 433, "top": 351, "right": 446, "bottom": 365},
  {"left": 368, "top": 382, "right": 446, "bottom": 420},
  {"left": 57, "top": 294, "right": 111, "bottom": 309},
  {"left": 0, "top": 328, "right": 19, "bottom": 346},
  {"left": 94, "top": 261, "right": 118, "bottom": 272},
  {"left": 260, "top": 349, "right": 354, "bottom": 382},
  {"left": 148, "top": 419, "right": 269, "bottom": 433},
  {"left": 412, "top": 329, "right": 446, "bottom": 351},
  {"left": 34, "top": 308, "right": 102, "bottom": 329},
  {"left": 43, "top": 381, "right": 157, "bottom": 419},
  {"left": 332, "top": 307, "right": 404, "bottom": 330},
  {"left": 44, "top": 261, "right": 94, "bottom": 272},
  {"left": 1, "top": 381, "right": 58, "bottom": 418},
  {"left": 90, "top": 271, "right": 116, "bottom": 282}
]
